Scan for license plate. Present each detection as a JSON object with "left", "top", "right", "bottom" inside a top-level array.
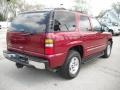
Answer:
[{"left": 19, "top": 56, "right": 28, "bottom": 62}]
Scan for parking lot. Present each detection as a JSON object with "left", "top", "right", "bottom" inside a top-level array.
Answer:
[{"left": 0, "top": 29, "right": 120, "bottom": 90}]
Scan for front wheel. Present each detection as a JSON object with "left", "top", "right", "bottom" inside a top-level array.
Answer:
[
  {"left": 59, "top": 50, "right": 81, "bottom": 79},
  {"left": 102, "top": 41, "right": 112, "bottom": 58}
]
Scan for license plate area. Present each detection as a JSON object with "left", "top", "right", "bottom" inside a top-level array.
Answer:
[
  {"left": 17, "top": 55, "right": 29, "bottom": 63},
  {"left": 3, "top": 51, "right": 46, "bottom": 69},
  {"left": 19, "top": 55, "right": 45, "bottom": 69}
]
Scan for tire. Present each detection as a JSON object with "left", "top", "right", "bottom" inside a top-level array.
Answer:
[
  {"left": 102, "top": 41, "right": 112, "bottom": 58},
  {"left": 16, "top": 63, "right": 24, "bottom": 68},
  {"left": 59, "top": 50, "right": 81, "bottom": 79}
]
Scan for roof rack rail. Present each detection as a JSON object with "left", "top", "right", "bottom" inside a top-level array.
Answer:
[
  {"left": 44, "top": 8, "right": 66, "bottom": 10},
  {"left": 54, "top": 8, "right": 66, "bottom": 10}
]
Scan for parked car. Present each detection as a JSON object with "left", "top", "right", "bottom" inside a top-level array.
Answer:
[
  {"left": 108, "top": 26, "right": 120, "bottom": 35},
  {"left": 3, "top": 9, "right": 113, "bottom": 79},
  {"left": 0, "top": 21, "right": 11, "bottom": 29},
  {"left": 105, "top": 24, "right": 120, "bottom": 35}
]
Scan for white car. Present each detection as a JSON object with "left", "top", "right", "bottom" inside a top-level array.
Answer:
[
  {"left": 0, "top": 22, "right": 11, "bottom": 29},
  {"left": 108, "top": 26, "right": 120, "bottom": 35}
]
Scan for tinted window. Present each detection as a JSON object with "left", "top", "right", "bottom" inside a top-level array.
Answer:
[
  {"left": 80, "top": 15, "right": 91, "bottom": 31},
  {"left": 54, "top": 11, "right": 76, "bottom": 32},
  {"left": 90, "top": 18, "right": 101, "bottom": 31},
  {"left": 10, "top": 12, "right": 50, "bottom": 33}
]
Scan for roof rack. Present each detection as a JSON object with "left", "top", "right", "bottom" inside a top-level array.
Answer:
[{"left": 54, "top": 8, "right": 66, "bottom": 10}]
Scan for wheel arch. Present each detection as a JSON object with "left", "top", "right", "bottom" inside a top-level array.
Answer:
[
  {"left": 108, "top": 38, "right": 113, "bottom": 45},
  {"left": 68, "top": 45, "right": 84, "bottom": 59}
]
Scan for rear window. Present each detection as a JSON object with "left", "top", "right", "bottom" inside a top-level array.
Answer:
[{"left": 10, "top": 11, "right": 50, "bottom": 33}]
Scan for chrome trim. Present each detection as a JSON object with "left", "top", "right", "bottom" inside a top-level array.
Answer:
[
  {"left": 87, "top": 44, "right": 106, "bottom": 52},
  {"left": 48, "top": 53, "right": 65, "bottom": 57}
]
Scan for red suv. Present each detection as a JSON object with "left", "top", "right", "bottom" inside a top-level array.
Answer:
[{"left": 3, "top": 9, "right": 113, "bottom": 79}]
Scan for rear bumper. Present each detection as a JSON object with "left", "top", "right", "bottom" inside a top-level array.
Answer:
[
  {"left": 3, "top": 50, "right": 67, "bottom": 69},
  {"left": 3, "top": 50, "right": 48, "bottom": 69}
]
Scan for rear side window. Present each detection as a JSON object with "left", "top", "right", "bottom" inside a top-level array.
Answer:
[
  {"left": 54, "top": 11, "right": 76, "bottom": 32},
  {"left": 80, "top": 15, "right": 91, "bottom": 31},
  {"left": 10, "top": 12, "right": 50, "bottom": 33}
]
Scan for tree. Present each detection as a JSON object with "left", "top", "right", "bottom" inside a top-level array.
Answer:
[
  {"left": 74, "top": 0, "right": 88, "bottom": 13},
  {"left": 7, "top": 0, "right": 18, "bottom": 16},
  {"left": 0, "top": 0, "right": 45, "bottom": 21},
  {"left": 0, "top": 13, "right": 5, "bottom": 21},
  {"left": 0, "top": 0, "right": 18, "bottom": 20},
  {"left": 112, "top": 2, "right": 120, "bottom": 19}
]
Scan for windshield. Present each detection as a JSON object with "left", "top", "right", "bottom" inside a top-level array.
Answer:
[{"left": 10, "top": 11, "right": 50, "bottom": 33}]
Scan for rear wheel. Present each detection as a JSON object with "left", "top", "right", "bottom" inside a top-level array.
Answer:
[
  {"left": 102, "top": 41, "right": 112, "bottom": 58},
  {"left": 59, "top": 50, "right": 81, "bottom": 79}
]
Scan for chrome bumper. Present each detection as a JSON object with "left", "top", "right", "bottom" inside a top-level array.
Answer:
[{"left": 3, "top": 50, "right": 48, "bottom": 69}]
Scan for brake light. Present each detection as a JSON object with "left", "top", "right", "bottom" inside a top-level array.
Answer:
[{"left": 45, "top": 39, "right": 54, "bottom": 55}]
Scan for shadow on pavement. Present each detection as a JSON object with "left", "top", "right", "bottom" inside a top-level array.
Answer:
[{"left": 7, "top": 66, "right": 67, "bottom": 86}]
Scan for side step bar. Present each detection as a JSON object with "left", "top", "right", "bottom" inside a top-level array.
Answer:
[{"left": 82, "top": 51, "right": 104, "bottom": 64}]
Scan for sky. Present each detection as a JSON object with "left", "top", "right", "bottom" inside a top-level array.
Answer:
[
  {"left": 89, "top": 0, "right": 118, "bottom": 16},
  {"left": 25, "top": 0, "right": 118, "bottom": 16}
]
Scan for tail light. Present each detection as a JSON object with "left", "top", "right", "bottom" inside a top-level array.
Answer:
[{"left": 45, "top": 39, "right": 54, "bottom": 55}]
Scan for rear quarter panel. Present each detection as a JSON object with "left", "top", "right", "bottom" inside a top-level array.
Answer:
[{"left": 46, "top": 31, "right": 84, "bottom": 68}]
